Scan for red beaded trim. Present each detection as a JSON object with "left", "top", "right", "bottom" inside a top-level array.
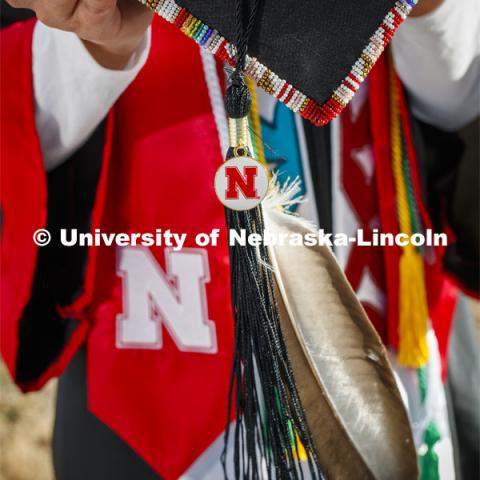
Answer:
[{"left": 140, "top": 0, "right": 417, "bottom": 125}]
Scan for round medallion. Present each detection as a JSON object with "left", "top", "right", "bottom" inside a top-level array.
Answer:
[{"left": 214, "top": 156, "right": 269, "bottom": 210}]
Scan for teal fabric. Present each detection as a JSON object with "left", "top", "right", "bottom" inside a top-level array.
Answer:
[{"left": 261, "top": 102, "right": 305, "bottom": 210}]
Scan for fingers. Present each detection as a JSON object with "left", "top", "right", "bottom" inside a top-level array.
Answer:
[
  {"left": 36, "top": 1, "right": 79, "bottom": 27},
  {"left": 5, "top": 0, "right": 35, "bottom": 9},
  {"left": 73, "top": 0, "right": 121, "bottom": 43},
  {"left": 7, "top": 0, "right": 121, "bottom": 41},
  {"left": 7, "top": 0, "right": 152, "bottom": 62},
  {"left": 79, "top": 0, "right": 117, "bottom": 16},
  {"left": 7, "top": 0, "right": 79, "bottom": 28}
]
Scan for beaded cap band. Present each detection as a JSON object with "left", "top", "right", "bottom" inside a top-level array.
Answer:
[{"left": 140, "top": 0, "right": 418, "bottom": 126}]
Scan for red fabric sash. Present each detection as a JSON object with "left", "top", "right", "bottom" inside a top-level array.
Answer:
[
  {"left": 81, "top": 18, "right": 234, "bottom": 478},
  {"left": 0, "top": 20, "right": 89, "bottom": 391},
  {"left": 0, "top": 20, "right": 45, "bottom": 384}
]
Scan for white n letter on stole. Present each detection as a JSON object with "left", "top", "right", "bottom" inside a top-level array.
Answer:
[{"left": 116, "top": 247, "right": 217, "bottom": 353}]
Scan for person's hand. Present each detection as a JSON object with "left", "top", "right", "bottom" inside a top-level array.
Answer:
[{"left": 6, "top": 0, "right": 153, "bottom": 69}]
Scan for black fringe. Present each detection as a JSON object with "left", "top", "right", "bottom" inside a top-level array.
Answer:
[{"left": 221, "top": 206, "right": 326, "bottom": 480}]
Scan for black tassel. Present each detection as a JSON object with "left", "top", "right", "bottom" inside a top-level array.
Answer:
[
  {"left": 225, "top": 77, "right": 252, "bottom": 119},
  {"left": 221, "top": 204, "right": 325, "bottom": 479},
  {"left": 220, "top": 1, "right": 325, "bottom": 477}
]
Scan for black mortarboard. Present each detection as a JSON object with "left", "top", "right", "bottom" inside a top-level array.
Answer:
[{"left": 141, "top": 0, "right": 416, "bottom": 125}]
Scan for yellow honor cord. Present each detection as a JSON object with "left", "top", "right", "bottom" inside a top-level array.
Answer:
[
  {"left": 390, "top": 62, "right": 429, "bottom": 368},
  {"left": 246, "top": 77, "right": 267, "bottom": 167}
]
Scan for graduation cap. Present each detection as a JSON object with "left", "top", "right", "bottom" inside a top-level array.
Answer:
[
  {"left": 140, "top": 0, "right": 416, "bottom": 125},
  {"left": 138, "top": 1, "right": 418, "bottom": 478}
]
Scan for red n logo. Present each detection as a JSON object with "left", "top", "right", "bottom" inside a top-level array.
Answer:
[
  {"left": 225, "top": 166, "right": 259, "bottom": 199},
  {"left": 214, "top": 157, "right": 268, "bottom": 209}
]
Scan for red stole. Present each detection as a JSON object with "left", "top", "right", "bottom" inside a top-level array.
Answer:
[{"left": 77, "top": 18, "right": 234, "bottom": 479}]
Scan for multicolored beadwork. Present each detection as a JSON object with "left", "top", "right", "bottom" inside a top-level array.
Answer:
[{"left": 138, "top": 0, "right": 418, "bottom": 126}]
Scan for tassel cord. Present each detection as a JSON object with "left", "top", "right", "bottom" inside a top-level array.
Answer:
[
  {"left": 224, "top": 207, "right": 323, "bottom": 479},
  {"left": 222, "top": 3, "right": 325, "bottom": 477},
  {"left": 233, "top": 0, "right": 261, "bottom": 75}
]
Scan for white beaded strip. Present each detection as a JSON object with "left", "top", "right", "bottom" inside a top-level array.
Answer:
[
  {"left": 332, "top": 0, "right": 416, "bottom": 106},
  {"left": 140, "top": 0, "right": 417, "bottom": 122}
]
